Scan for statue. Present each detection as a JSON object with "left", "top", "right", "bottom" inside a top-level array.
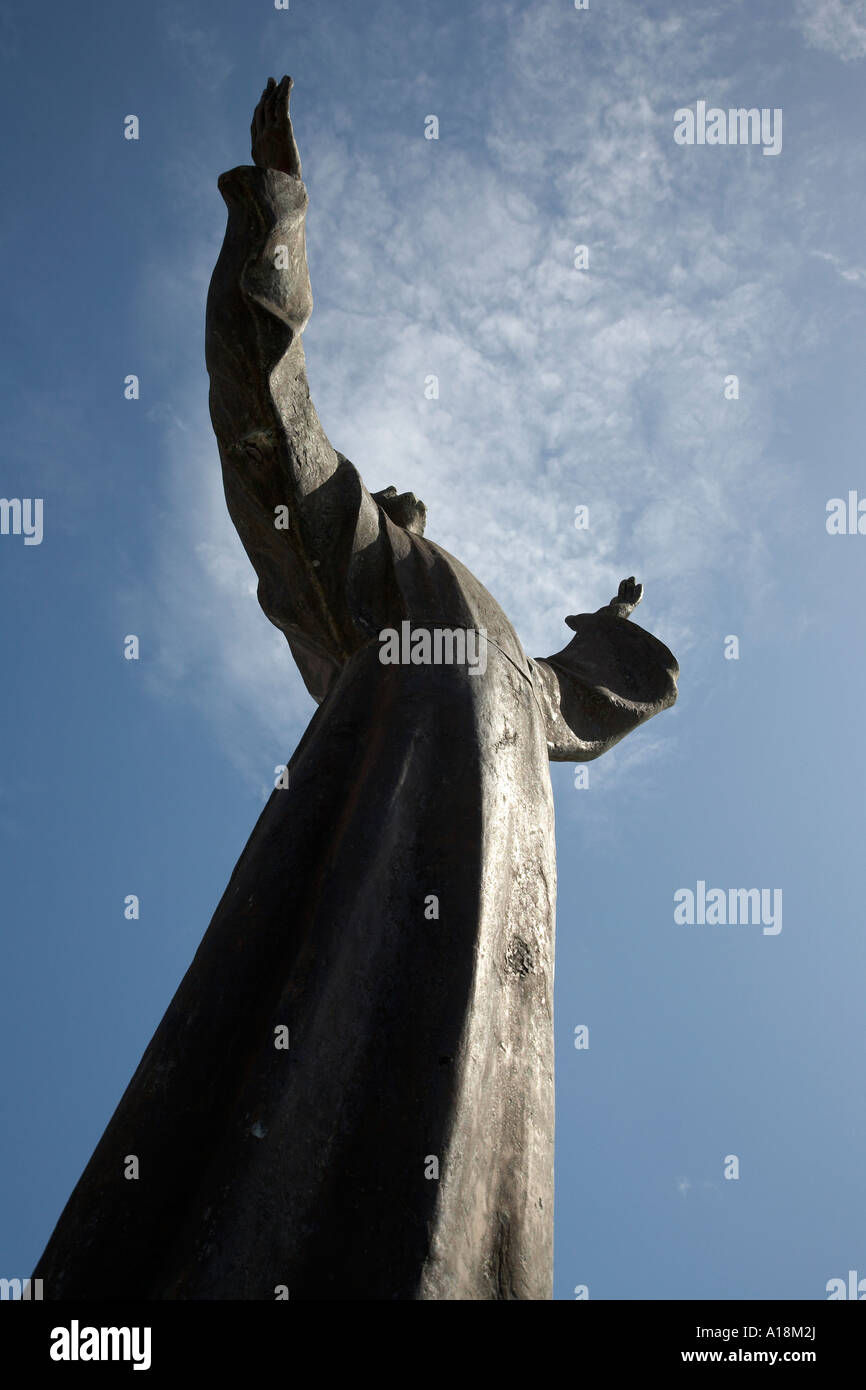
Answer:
[{"left": 34, "top": 77, "right": 677, "bottom": 1300}]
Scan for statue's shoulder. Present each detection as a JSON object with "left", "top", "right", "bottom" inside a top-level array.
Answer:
[{"left": 400, "top": 535, "right": 532, "bottom": 676}]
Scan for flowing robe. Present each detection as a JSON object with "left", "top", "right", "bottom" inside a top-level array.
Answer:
[{"left": 34, "top": 168, "right": 677, "bottom": 1301}]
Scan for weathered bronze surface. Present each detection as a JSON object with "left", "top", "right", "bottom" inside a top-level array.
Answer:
[{"left": 34, "top": 78, "right": 677, "bottom": 1300}]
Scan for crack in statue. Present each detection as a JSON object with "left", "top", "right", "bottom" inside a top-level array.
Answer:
[{"left": 35, "top": 76, "right": 678, "bottom": 1301}]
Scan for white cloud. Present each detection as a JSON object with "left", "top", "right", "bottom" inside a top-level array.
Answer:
[
  {"left": 810, "top": 248, "right": 866, "bottom": 285},
  {"left": 138, "top": 0, "right": 852, "bottom": 787},
  {"left": 794, "top": 0, "right": 866, "bottom": 60}
]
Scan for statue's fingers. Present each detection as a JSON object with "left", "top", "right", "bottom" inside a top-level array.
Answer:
[
  {"left": 259, "top": 77, "right": 278, "bottom": 128},
  {"left": 265, "top": 77, "right": 286, "bottom": 128},
  {"left": 274, "top": 73, "right": 292, "bottom": 121},
  {"left": 253, "top": 93, "right": 268, "bottom": 138}
]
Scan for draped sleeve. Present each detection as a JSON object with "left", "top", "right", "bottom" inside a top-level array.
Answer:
[
  {"left": 205, "top": 166, "right": 392, "bottom": 704},
  {"left": 532, "top": 607, "right": 679, "bottom": 761}
]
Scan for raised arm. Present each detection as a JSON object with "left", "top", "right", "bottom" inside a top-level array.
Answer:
[
  {"left": 533, "top": 578, "right": 679, "bottom": 761},
  {"left": 205, "top": 77, "right": 390, "bottom": 702}
]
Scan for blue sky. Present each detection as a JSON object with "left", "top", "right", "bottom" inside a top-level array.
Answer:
[{"left": 2, "top": 0, "right": 866, "bottom": 1300}]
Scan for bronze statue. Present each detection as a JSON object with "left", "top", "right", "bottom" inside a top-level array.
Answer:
[{"left": 34, "top": 77, "right": 677, "bottom": 1300}]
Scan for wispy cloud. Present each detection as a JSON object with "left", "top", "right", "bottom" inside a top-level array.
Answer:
[
  {"left": 162, "top": 16, "right": 235, "bottom": 91},
  {"left": 794, "top": 0, "right": 866, "bottom": 60},
  {"left": 810, "top": 248, "right": 866, "bottom": 285},
  {"left": 135, "top": 0, "right": 855, "bottom": 787},
  {"left": 676, "top": 1175, "right": 718, "bottom": 1198}
]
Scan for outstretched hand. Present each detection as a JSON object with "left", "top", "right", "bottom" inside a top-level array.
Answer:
[
  {"left": 251, "top": 75, "right": 302, "bottom": 178},
  {"left": 607, "top": 576, "right": 643, "bottom": 619},
  {"left": 564, "top": 576, "right": 644, "bottom": 632}
]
